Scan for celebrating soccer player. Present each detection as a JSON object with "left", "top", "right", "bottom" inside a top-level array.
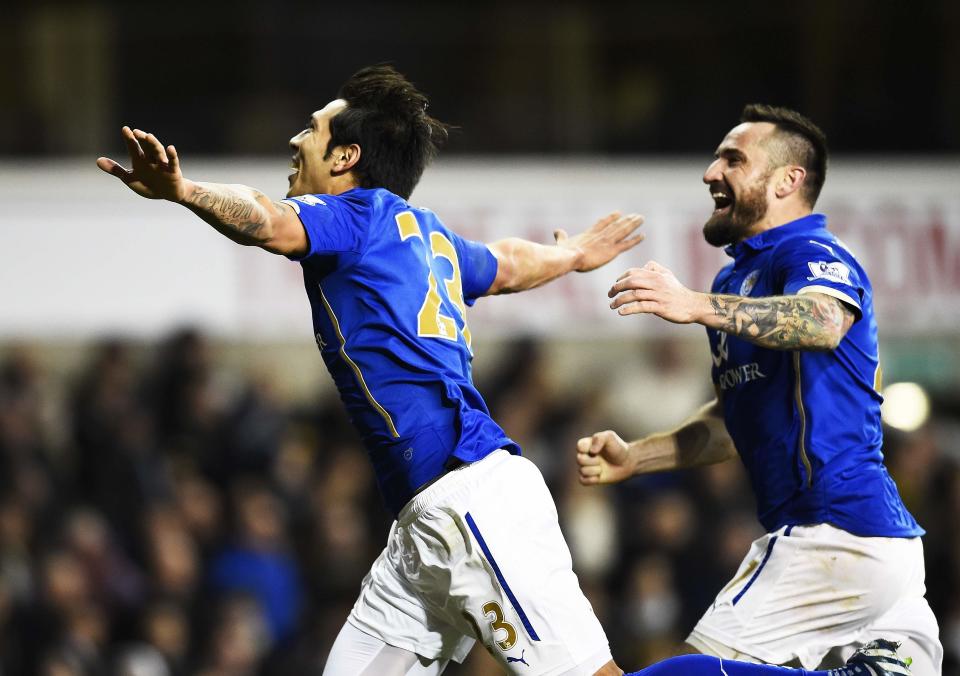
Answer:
[
  {"left": 99, "top": 65, "right": 647, "bottom": 676},
  {"left": 578, "top": 105, "right": 942, "bottom": 675}
]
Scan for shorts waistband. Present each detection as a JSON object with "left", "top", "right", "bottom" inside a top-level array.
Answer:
[{"left": 398, "top": 449, "right": 511, "bottom": 525}]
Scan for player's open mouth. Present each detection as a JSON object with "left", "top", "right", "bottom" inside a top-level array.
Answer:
[
  {"left": 711, "top": 190, "right": 733, "bottom": 214},
  {"left": 288, "top": 156, "right": 300, "bottom": 181}
]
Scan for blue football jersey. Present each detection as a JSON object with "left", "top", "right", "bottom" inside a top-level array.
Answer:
[
  {"left": 708, "top": 213, "right": 922, "bottom": 537},
  {"left": 282, "top": 188, "right": 518, "bottom": 516}
]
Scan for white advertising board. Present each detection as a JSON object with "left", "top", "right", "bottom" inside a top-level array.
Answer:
[{"left": 1, "top": 158, "right": 958, "bottom": 339}]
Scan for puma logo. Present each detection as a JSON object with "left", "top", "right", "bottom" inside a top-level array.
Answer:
[{"left": 506, "top": 649, "right": 529, "bottom": 666}]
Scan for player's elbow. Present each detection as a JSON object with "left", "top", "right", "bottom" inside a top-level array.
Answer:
[
  {"left": 260, "top": 228, "right": 305, "bottom": 256},
  {"left": 802, "top": 293, "right": 856, "bottom": 352},
  {"left": 806, "top": 327, "right": 844, "bottom": 351},
  {"left": 259, "top": 210, "right": 309, "bottom": 257},
  {"left": 818, "top": 314, "right": 854, "bottom": 350},
  {"left": 485, "top": 238, "right": 525, "bottom": 295},
  {"left": 824, "top": 330, "right": 845, "bottom": 351}
]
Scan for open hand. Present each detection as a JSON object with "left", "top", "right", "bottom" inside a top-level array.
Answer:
[
  {"left": 608, "top": 260, "right": 709, "bottom": 324},
  {"left": 96, "top": 127, "right": 187, "bottom": 201},
  {"left": 556, "top": 212, "right": 644, "bottom": 272},
  {"left": 576, "top": 430, "right": 634, "bottom": 485}
]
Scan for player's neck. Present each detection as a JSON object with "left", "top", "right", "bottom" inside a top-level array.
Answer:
[
  {"left": 742, "top": 204, "right": 814, "bottom": 240},
  {"left": 324, "top": 174, "right": 361, "bottom": 196}
]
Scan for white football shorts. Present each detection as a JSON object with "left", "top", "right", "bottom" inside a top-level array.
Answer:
[
  {"left": 687, "top": 522, "right": 943, "bottom": 675},
  {"left": 346, "top": 449, "right": 612, "bottom": 675}
]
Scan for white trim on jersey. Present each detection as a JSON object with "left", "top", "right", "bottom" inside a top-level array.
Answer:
[{"left": 797, "top": 284, "right": 862, "bottom": 312}]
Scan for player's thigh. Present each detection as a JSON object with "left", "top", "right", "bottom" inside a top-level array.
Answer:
[
  {"left": 452, "top": 455, "right": 612, "bottom": 675},
  {"left": 323, "top": 621, "right": 449, "bottom": 676},
  {"left": 859, "top": 544, "right": 943, "bottom": 676},
  {"left": 689, "top": 524, "right": 914, "bottom": 668},
  {"left": 348, "top": 520, "right": 475, "bottom": 665}
]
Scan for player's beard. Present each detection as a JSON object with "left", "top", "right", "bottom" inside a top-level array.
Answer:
[{"left": 702, "top": 171, "right": 772, "bottom": 247}]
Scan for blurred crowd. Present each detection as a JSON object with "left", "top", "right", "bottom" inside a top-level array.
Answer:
[{"left": 0, "top": 330, "right": 958, "bottom": 676}]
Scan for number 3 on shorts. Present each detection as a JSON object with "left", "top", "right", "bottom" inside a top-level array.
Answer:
[{"left": 481, "top": 601, "right": 518, "bottom": 651}]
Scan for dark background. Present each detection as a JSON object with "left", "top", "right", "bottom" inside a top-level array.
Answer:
[{"left": 3, "top": 1, "right": 959, "bottom": 157}]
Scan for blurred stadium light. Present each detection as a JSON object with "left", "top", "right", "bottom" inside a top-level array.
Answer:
[{"left": 882, "top": 382, "right": 932, "bottom": 432}]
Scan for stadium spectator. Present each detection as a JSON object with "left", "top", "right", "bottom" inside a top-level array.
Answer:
[
  {"left": 207, "top": 480, "right": 302, "bottom": 644},
  {"left": 0, "top": 333, "right": 957, "bottom": 674}
]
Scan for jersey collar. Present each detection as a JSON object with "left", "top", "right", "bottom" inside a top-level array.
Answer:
[{"left": 724, "top": 213, "right": 827, "bottom": 260}]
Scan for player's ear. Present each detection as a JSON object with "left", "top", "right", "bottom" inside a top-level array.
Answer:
[
  {"left": 775, "top": 165, "right": 806, "bottom": 199},
  {"left": 331, "top": 144, "right": 361, "bottom": 173}
]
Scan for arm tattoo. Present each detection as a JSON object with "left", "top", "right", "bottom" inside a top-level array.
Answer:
[
  {"left": 707, "top": 293, "right": 853, "bottom": 350},
  {"left": 183, "top": 184, "right": 271, "bottom": 242}
]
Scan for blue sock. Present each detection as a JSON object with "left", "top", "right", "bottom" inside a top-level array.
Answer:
[{"left": 626, "top": 654, "right": 866, "bottom": 676}]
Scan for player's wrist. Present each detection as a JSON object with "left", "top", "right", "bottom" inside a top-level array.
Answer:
[
  {"left": 556, "top": 239, "right": 586, "bottom": 272},
  {"left": 689, "top": 291, "right": 715, "bottom": 326},
  {"left": 571, "top": 248, "right": 588, "bottom": 273},
  {"left": 175, "top": 178, "right": 197, "bottom": 204},
  {"left": 625, "top": 439, "right": 645, "bottom": 476}
]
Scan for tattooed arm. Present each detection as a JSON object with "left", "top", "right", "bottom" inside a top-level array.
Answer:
[
  {"left": 179, "top": 182, "right": 306, "bottom": 254},
  {"left": 608, "top": 260, "right": 856, "bottom": 351},
  {"left": 97, "top": 126, "right": 308, "bottom": 256},
  {"left": 703, "top": 292, "right": 855, "bottom": 351}
]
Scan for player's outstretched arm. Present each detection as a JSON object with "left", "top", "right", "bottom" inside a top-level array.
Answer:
[
  {"left": 576, "top": 397, "right": 735, "bottom": 485},
  {"left": 607, "top": 261, "right": 856, "bottom": 351},
  {"left": 483, "top": 212, "right": 644, "bottom": 295},
  {"left": 97, "top": 127, "right": 307, "bottom": 256}
]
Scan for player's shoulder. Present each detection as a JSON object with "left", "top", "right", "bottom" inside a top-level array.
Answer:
[
  {"left": 771, "top": 220, "right": 872, "bottom": 292},
  {"left": 282, "top": 193, "right": 333, "bottom": 214},
  {"left": 345, "top": 189, "right": 462, "bottom": 245},
  {"left": 347, "top": 187, "right": 425, "bottom": 224},
  {"left": 287, "top": 187, "right": 393, "bottom": 210},
  {"left": 772, "top": 223, "right": 860, "bottom": 266},
  {"left": 335, "top": 187, "right": 392, "bottom": 211},
  {"left": 396, "top": 197, "right": 458, "bottom": 239}
]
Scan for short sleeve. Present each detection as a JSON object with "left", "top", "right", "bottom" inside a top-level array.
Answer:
[
  {"left": 774, "top": 237, "right": 865, "bottom": 319},
  {"left": 448, "top": 232, "right": 498, "bottom": 305},
  {"left": 281, "top": 194, "right": 364, "bottom": 261}
]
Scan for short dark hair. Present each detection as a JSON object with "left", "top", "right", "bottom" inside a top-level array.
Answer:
[
  {"left": 740, "top": 103, "right": 828, "bottom": 206},
  {"left": 327, "top": 65, "right": 450, "bottom": 199}
]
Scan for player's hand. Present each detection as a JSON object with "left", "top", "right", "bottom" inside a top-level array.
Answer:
[
  {"left": 556, "top": 211, "right": 644, "bottom": 273},
  {"left": 608, "top": 260, "right": 710, "bottom": 324},
  {"left": 576, "top": 430, "right": 634, "bottom": 485},
  {"left": 96, "top": 126, "right": 188, "bottom": 202}
]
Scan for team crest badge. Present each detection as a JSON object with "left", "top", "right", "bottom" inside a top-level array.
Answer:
[{"left": 740, "top": 270, "right": 760, "bottom": 296}]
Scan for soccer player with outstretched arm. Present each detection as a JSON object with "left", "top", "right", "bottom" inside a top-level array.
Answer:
[
  {"left": 578, "top": 105, "right": 941, "bottom": 675},
  {"left": 99, "top": 65, "right": 645, "bottom": 676}
]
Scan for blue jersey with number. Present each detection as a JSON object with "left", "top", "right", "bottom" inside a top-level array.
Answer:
[
  {"left": 708, "top": 213, "right": 922, "bottom": 537},
  {"left": 282, "top": 188, "right": 518, "bottom": 516}
]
